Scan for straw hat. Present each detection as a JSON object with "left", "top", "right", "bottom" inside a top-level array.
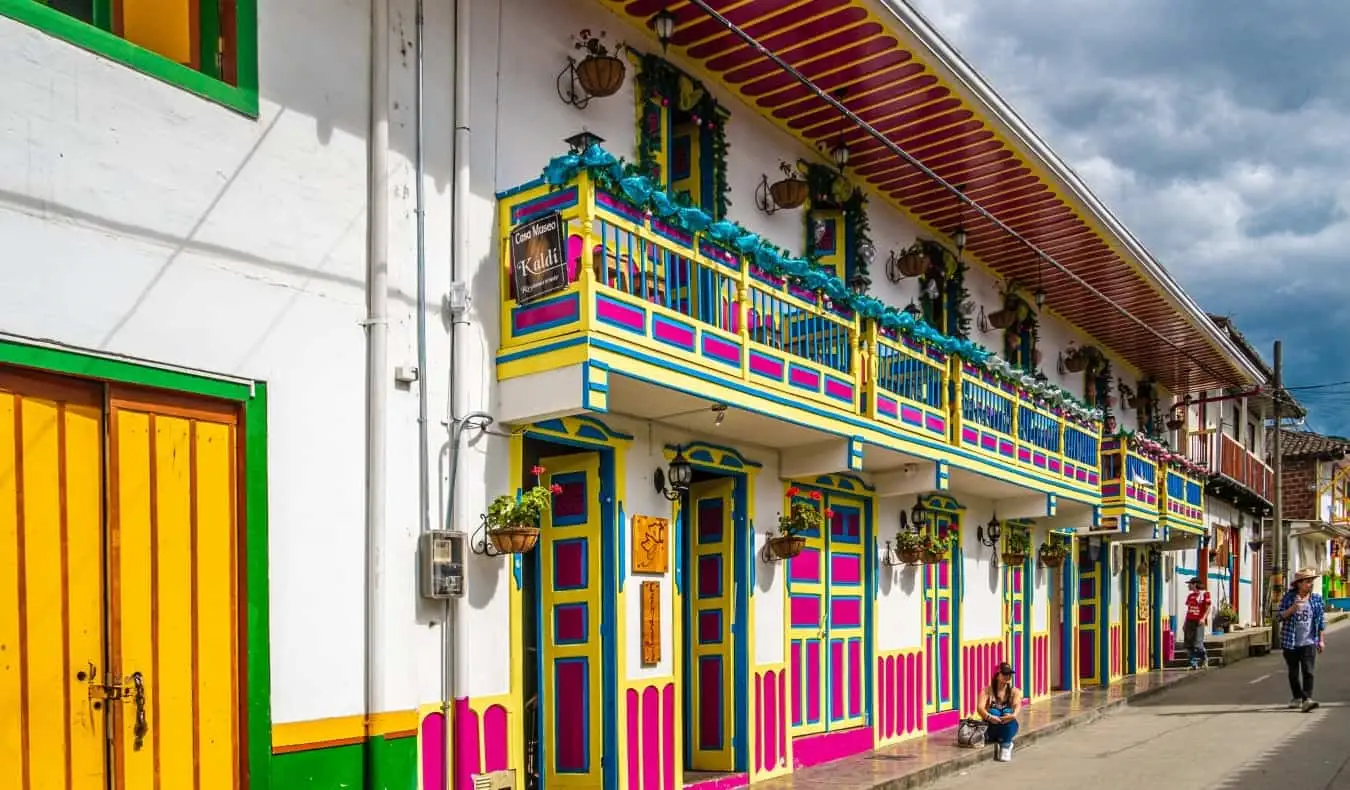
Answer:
[{"left": 1291, "top": 567, "right": 1320, "bottom": 586}]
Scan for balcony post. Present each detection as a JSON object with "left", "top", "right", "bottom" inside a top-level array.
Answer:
[
  {"left": 848, "top": 312, "right": 862, "bottom": 414},
  {"left": 575, "top": 172, "right": 597, "bottom": 331},
  {"left": 861, "top": 320, "right": 878, "bottom": 420},
  {"left": 947, "top": 356, "right": 962, "bottom": 448},
  {"left": 735, "top": 252, "right": 750, "bottom": 383}
]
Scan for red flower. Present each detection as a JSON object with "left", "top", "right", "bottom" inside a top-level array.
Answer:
[
  {"left": 550, "top": 483, "right": 564, "bottom": 495},
  {"left": 809, "top": 490, "right": 823, "bottom": 501},
  {"left": 532, "top": 465, "right": 546, "bottom": 477},
  {"left": 824, "top": 508, "right": 835, "bottom": 519},
  {"left": 785, "top": 486, "right": 800, "bottom": 498}
]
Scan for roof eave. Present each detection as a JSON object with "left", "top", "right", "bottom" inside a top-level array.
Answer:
[{"left": 876, "top": 0, "right": 1263, "bottom": 387}]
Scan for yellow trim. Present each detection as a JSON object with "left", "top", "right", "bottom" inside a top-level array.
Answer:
[{"left": 271, "top": 711, "right": 420, "bottom": 751}]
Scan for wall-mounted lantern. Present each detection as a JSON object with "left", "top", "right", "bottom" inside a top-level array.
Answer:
[{"left": 654, "top": 447, "right": 693, "bottom": 501}]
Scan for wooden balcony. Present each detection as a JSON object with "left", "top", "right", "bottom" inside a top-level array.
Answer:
[
  {"left": 1187, "top": 430, "right": 1273, "bottom": 503},
  {"left": 494, "top": 165, "right": 1101, "bottom": 499}
]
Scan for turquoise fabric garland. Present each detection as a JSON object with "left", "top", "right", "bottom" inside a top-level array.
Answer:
[{"left": 541, "top": 145, "right": 1104, "bottom": 425}]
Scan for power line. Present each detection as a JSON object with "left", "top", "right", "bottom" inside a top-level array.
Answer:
[{"left": 1286, "top": 380, "right": 1350, "bottom": 392}]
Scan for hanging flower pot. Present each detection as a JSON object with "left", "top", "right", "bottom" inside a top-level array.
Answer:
[
  {"left": 771, "top": 487, "right": 826, "bottom": 561},
  {"left": 1040, "top": 551, "right": 1066, "bottom": 569},
  {"left": 921, "top": 550, "right": 943, "bottom": 564},
  {"left": 769, "top": 177, "right": 808, "bottom": 210},
  {"left": 489, "top": 525, "right": 541, "bottom": 554},
  {"left": 1001, "top": 552, "right": 1027, "bottom": 566},
  {"left": 576, "top": 55, "right": 626, "bottom": 97},
  {"left": 897, "top": 245, "right": 929, "bottom": 278},
  {"left": 570, "top": 30, "right": 627, "bottom": 98},
  {"left": 987, "top": 308, "right": 1016, "bottom": 329},
  {"left": 1166, "top": 417, "right": 1184, "bottom": 431},
  {"left": 899, "top": 548, "right": 922, "bottom": 564},
  {"left": 1033, "top": 349, "right": 1043, "bottom": 366},
  {"left": 767, "top": 534, "right": 807, "bottom": 560},
  {"left": 1063, "top": 349, "right": 1087, "bottom": 373},
  {"left": 1247, "top": 539, "right": 1264, "bottom": 552},
  {"left": 482, "top": 464, "right": 564, "bottom": 556}
]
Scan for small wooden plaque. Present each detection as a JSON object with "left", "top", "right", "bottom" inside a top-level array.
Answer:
[
  {"left": 631, "top": 515, "right": 670, "bottom": 574},
  {"left": 641, "top": 581, "right": 661, "bottom": 665}
]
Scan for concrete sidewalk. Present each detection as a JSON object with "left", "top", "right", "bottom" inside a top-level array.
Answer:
[{"left": 753, "top": 670, "right": 1205, "bottom": 790}]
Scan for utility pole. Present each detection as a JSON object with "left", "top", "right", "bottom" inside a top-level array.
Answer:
[{"left": 1270, "top": 340, "right": 1283, "bottom": 641}]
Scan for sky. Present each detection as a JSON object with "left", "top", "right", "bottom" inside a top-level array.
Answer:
[{"left": 906, "top": 0, "right": 1350, "bottom": 434}]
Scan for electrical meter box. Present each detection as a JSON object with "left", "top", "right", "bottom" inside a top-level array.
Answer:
[{"left": 419, "top": 530, "right": 466, "bottom": 599}]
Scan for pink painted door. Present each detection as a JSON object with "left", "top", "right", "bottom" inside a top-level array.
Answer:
[
  {"left": 688, "top": 478, "right": 736, "bottom": 771},
  {"left": 540, "top": 452, "right": 604, "bottom": 789},
  {"left": 787, "top": 487, "right": 869, "bottom": 736},
  {"left": 922, "top": 514, "right": 957, "bottom": 728}
]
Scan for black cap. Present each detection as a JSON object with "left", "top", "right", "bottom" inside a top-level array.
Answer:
[
  {"left": 1187, "top": 577, "right": 1202, "bottom": 586},
  {"left": 997, "top": 661, "right": 1015, "bottom": 675}
]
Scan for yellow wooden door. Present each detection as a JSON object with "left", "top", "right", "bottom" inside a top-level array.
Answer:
[
  {"left": 687, "top": 478, "right": 735, "bottom": 770},
  {"left": 539, "top": 452, "right": 604, "bottom": 789},
  {"left": 109, "top": 387, "right": 242, "bottom": 790},
  {"left": 1, "top": 369, "right": 108, "bottom": 790}
]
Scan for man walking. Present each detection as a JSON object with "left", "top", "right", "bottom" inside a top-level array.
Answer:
[
  {"left": 1278, "top": 567, "right": 1326, "bottom": 712},
  {"left": 1183, "top": 576, "right": 1211, "bottom": 669}
]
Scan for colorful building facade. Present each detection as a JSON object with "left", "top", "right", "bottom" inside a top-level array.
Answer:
[{"left": 0, "top": 1, "right": 1266, "bottom": 790}]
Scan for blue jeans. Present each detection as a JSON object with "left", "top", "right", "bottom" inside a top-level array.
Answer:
[
  {"left": 1183, "top": 620, "right": 1206, "bottom": 667},
  {"left": 987, "top": 706, "right": 1019, "bottom": 745}
]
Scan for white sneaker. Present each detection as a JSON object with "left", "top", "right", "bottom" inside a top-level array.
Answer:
[
  {"left": 1302, "top": 699, "right": 1319, "bottom": 713},
  {"left": 1289, "top": 698, "right": 1303, "bottom": 709},
  {"left": 992, "top": 744, "right": 1005, "bottom": 762},
  {"left": 1003, "top": 743, "right": 1014, "bottom": 762}
]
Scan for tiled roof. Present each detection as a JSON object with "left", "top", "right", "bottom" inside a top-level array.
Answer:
[{"left": 1270, "top": 429, "right": 1350, "bottom": 460}]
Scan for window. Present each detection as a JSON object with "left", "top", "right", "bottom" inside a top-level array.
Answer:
[
  {"left": 633, "top": 52, "right": 730, "bottom": 220},
  {"left": 4, "top": 0, "right": 257, "bottom": 116}
]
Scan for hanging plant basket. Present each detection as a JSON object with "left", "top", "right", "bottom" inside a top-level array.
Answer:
[
  {"left": 767, "top": 534, "right": 807, "bottom": 560},
  {"left": 1063, "top": 351, "right": 1087, "bottom": 373},
  {"left": 1001, "top": 552, "right": 1027, "bottom": 567},
  {"left": 1126, "top": 396, "right": 1143, "bottom": 410},
  {"left": 921, "top": 550, "right": 945, "bottom": 564},
  {"left": 1040, "top": 551, "right": 1066, "bottom": 569},
  {"left": 576, "top": 55, "right": 627, "bottom": 97},
  {"left": 489, "top": 525, "right": 541, "bottom": 554},
  {"left": 1166, "top": 417, "right": 1184, "bottom": 431},
  {"left": 897, "top": 246, "right": 929, "bottom": 278},
  {"left": 1033, "top": 349, "right": 1043, "bottom": 366},
  {"left": 987, "top": 308, "right": 1016, "bottom": 330},
  {"left": 899, "top": 548, "right": 923, "bottom": 565},
  {"left": 769, "top": 177, "right": 808, "bottom": 210},
  {"left": 1247, "top": 539, "right": 1264, "bottom": 552}
]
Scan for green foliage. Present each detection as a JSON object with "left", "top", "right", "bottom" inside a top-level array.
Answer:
[
  {"left": 780, "top": 486, "right": 827, "bottom": 535},
  {"left": 895, "top": 530, "right": 926, "bottom": 552},
  {"left": 800, "top": 161, "right": 872, "bottom": 279},
  {"left": 1005, "top": 528, "right": 1031, "bottom": 554},
  {"left": 633, "top": 52, "right": 731, "bottom": 219},
  {"left": 485, "top": 464, "right": 561, "bottom": 531}
]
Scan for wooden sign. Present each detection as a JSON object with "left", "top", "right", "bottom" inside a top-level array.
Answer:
[
  {"left": 631, "top": 515, "right": 669, "bottom": 574},
  {"left": 509, "top": 212, "right": 568, "bottom": 304},
  {"left": 641, "top": 581, "right": 661, "bottom": 666}
]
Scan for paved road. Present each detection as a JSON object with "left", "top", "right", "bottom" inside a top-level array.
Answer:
[{"left": 927, "top": 621, "right": 1350, "bottom": 790}]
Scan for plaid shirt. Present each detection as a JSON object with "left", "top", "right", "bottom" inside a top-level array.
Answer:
[{"left": 1278, "top": 591, "right": 1326, "bottom": 650}]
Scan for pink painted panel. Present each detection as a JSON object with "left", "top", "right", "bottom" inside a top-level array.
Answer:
[
  {"left": 938, "top": 559, "right": 950, "bottom": 587},
  {"left": 791, "top": 645, "right": 803, "bottom": 726},
  {"left": 662, "top": 684, "right": 677, "bottom": 790},
  {"left": 754, "top": 674, "right": 764, "bottom": 773},
  {"left": 778, "top": 671, "right": 788, "bottom": 760},
  {"left": 554, "top": 603, "right": 587, "bottom": 643},
  {"left": 553, "top": 539, "right": 587, "bottom": 589},
  {"left": 788, "top": 547, "right": 821, "bottom": 583},
  {"left": 790, "top": 595, "right": 821, "bottom": 629},
  {"left": 765, "top": 670, "right": 779, "bottom": 769},
  {"left": 829, "top": 640, "right": 845, "bottom": 720},
  {"left": 792, "top": 726, "right": 874, "bottom": 770},
  {"left": 830, "top": 597, "right": 861, "bottom": 628},
  {"left": 699, "top": 657, "right": 723, "bottom": 750},
  {"left": 830, "top": 553, "right": 861, "bottom": 584},
  {"left": 699, "top": 609, "right": 722, "bottom": 644},
  {"left": 555, "top": 661, "right": 588, "bottom": 773},
  {"left": 698, "top": 554, "right": 723, "bottom": 598},
  {"left": 421, "top": 711, "right": 446, "bottom": 790},
  {"left": 806, "top": 642, "right": 822, "bottom": 724},
  {"left": 454, "top": 699, "right": 480, "bottom": 790},
  {"left": 643, "top": 686, "right": 661, "bottom": 790},
  {"left": 484, "top": 705, "right": 509, "bottom": 772},
  {"left": 626, "top": 690, "right": 640, "bottom": 790},
  {"left": 879, "top": 657, "right": 892, "bottom": 738},
  {"left": 847, "top": 640, "right": 862, "bottom": 717},
  {"left": 698, "top": 499, "right": 725, "bottom": 542},
  {"left": 937, "top": 598, "right": 949, "bottom": 624}
]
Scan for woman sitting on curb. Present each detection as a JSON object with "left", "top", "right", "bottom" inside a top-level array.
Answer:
[
  {"left": 1278, "top": 567, "right": 1326, "bottom": 713},
  {"left": 977, "top": 662, "right": 1022, "bottom": 762}
]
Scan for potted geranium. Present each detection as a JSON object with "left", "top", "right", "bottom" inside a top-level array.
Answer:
[
  {"left": 483, "top": 465, "right": 563, "bottom": 554},
  {"left": 894, "top": 242, "right": 929, "bottom": 278},
  {"left": 768, "top": 160, "right": 808, "bottom": 210},
  {"left": 1002, "top": 529, "right": 1031, "bottom": 567},
  {"left": 1212, "top": 603, "right": 1238, "bottom": 634},
  {"left": 921, "top": 530, "right": 956, "bottom": 564},
  {"left": 894, "top": 530, "right": 925, "bottom": 564},
  {"left": 1038, "top": 536, "right": 1068, "bottom": 568},
  {"left": 571, "top": 29, "right": 627, "bottom": 98},
  {"left": 769, "top": 487, "right": 828, "bottom": 560}
]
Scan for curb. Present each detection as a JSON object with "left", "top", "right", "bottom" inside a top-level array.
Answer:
[{"left": 865, "top": 671, "right": 1211, "bottom": 790}]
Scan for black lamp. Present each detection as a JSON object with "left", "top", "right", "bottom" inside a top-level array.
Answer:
[
  {"left": 977, "top": 513, "right": 1002, "bottom": 548},
  {"left": 903, "top": 301, "right": 922, "bottom": 319},
  {"left": 651, "top": 8, "right": 677, "bottom": 51},
  {"left": 654, "top": 447, "right": 693, "bottom": 501},
  {"left": 951, "top": 225, "right": 967, "bottom": 254},
  {"left": 910, "top": 496, "right": 930, "bottom": 531},
  {"left": 565, "top": 131, "right": 605, "bottom": 153}
]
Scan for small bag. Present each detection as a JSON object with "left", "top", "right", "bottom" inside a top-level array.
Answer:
[{"left": 956, "top": 717, "right": 988, "bottom": 748}]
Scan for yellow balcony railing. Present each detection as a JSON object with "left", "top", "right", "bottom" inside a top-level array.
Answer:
[
  {"left": 1100, "top": 438, "right": 1159, "bottom": 524},
  {"left": 495, "top": 162, "right": 1101, "bottom": 493},
  {"left": 1159, "top": 465, "right": 1205, "bottom": 533}
]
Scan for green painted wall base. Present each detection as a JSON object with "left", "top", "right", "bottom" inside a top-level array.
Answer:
[{"left": 270, "top": 736, "right": 417, "bottom": 790}]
